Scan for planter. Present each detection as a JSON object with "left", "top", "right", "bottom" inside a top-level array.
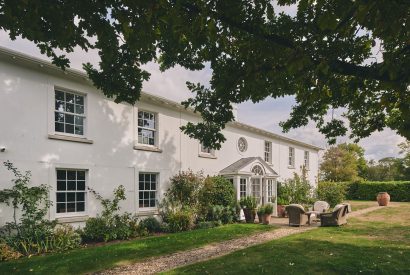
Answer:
[
  {"left": 377, "top": 192, "right": 390, "bottom": 206},
  {"left": 257, "top": 212, "right": 264, "bottom": 223},
  {"left": 277, "top": 205, "right": 286, "bottom": 217},
  {"left": 262, "top": 213, "right": 272, "bottom": 225},
  {"left": 243, "top": 208, "right": 256, "bottom": 223}
]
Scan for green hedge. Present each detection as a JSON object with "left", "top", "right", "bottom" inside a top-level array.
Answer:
[{"left": 345, "top": 181, "right": 410, "bottom": 202}]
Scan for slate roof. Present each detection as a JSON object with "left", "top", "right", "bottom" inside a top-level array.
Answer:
[{"left": 220, "top": 157, "right": 278, "bottom": 175}]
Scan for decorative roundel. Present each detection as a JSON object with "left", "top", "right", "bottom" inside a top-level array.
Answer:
[
  {"left": 252, "top": 165, "right": 264, "bottom": 175},
  {"left": 237, "top": 137, "right": 248, "bottom": 152}
]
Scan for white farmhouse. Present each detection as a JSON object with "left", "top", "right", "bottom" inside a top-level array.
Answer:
[{"left": 0, "top": 47, "right": 322, "bottom": 226}]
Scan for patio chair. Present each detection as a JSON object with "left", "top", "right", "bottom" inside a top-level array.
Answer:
[
  {"left": 320, "top": 204, "right": 349, "bottom": 227},
  {"left": 285, "top": 204, "right": 310, "bottom": 227},
  {"left": 310, "top": 201, "right": 330, "bottom": 221}
]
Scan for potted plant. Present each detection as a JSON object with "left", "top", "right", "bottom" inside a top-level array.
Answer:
[
  {"left": 277, "top": 197, "right": 289, "bottom": 218},
  {"left": 257, "top": 206, "right": 265, "bottom": 224},
  {"left": 262, "top": 203, "right": 274, "bottom": 224},
  {"left": 239, "top": 196, "right": 257, "bottom": 223}
]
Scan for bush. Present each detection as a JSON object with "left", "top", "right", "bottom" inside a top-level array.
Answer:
[
  {"left": 82, "top": 185, "right": 141, "bottom": 242},
  {"left": 51, "top": 224, "right": 82, "bottom": 251},
  {"left": 278, "top": 170, "right": 314, "bottom": 205},
  {"left": 317, "top": 181, "right": 347, "bottom": 207},
  {"left": 345, "top": 181, "right": 410, "bottom": 201},
  {"left": 166, "top": 170, "right": 204, "bottom": 209},
  {"left": 206, "top": 205, "right": 236, "bottom": 224},
  {"left": 138, "top": 216, "right": 162, "bottom": 233},
  {"left": 199, "top": 176, "right": 235, "bottom": 208},
  {"left": 166, "top": 210, "right": 194, "bottom": 233}
]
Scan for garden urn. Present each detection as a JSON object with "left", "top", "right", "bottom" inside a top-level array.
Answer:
[{"left": 377, "top": 192, "right": 390, "bottom": 206}]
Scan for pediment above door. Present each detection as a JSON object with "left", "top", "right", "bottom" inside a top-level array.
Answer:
[{"left": 219, "top": 157, "right": 279, "bottom": 177}]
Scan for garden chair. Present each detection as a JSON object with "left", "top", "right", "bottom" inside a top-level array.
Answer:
[
  {"left": 310, "top": 201, "right": 330, "bottom": 221},
  {"left": 285, "top": 204, "right": 310, "bottom": 227},
  {"left": 320, "top": 204, "right": 349, "bottom": 226}
]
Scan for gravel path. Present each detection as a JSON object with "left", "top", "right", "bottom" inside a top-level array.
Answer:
[{"left": 99, "top": 205, "right": 386, "bottom": 275}]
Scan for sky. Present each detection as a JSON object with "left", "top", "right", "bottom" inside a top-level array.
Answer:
[{"left": 0, "top": 31, "right": 406, "bottom": 161}]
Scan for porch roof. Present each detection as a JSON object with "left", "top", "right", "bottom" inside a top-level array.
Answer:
[{"left": 219, "top": 157, "right": 278, "bottom": 176}]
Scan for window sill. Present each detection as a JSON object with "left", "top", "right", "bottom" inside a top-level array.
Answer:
[
  {"left": 288, "top": 166, "right": 295, "bottom": 169},
  {"left": 198, "top": 153, "right": 217, "bottom": 159},
  {"left": 138, "top": 209, "right": 159, "bottom": 216},
  {"left": 56, "top": 215, "right": 89, "bottom": 223},
  {"left": 133, "top": 145, "right": 162, "bottom": 153},
  {"left": 48, "top": 134, "right": 93, "bottom": 144}
]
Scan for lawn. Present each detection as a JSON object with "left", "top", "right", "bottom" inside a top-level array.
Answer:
[
  {"left": 345, "top": 200, "right": 379, "bottom": 211},
  {"left": 166, "top": 203, "right": 410, "bottom": 274},
  {"left": 0, "top": 223, "right": 275, "bottom": 275}
]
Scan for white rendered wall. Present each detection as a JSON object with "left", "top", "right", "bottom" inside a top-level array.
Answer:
[{"left": 0, "top": 59, "right": 319, "bottom": 226}]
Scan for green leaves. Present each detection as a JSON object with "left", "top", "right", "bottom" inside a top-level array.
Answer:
[{"left": 1, "top": 0, "right": 408, "bottom": 146}]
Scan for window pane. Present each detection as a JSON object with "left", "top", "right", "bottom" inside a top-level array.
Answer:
[
  {"left": 56, "top": 203, "right": 66, "bottom": 213},
  {"left": 57, "top": 181, "right": 66, "bottom": 191},
  {"left": 77, "top": 181, "right": 85, "bottom": 190},
  {"left": 67, "top": 192, "right": 76, "bottom": 202},
  {"left": 75, "top": 104, "right": 84, "bottom": 114},
  {"left": 57, "top": 170, "right": 66, "bottom": 180},
  {"left": 75, "top": 125, "right": 83, "bottom": 135},
  {"left": 67, "top": 181, "right": 76, "bottom": 190},
  {"left": 77, "top": 202, "right": 85, "bottom": 212},
  {"left": 66, "top": 103, "right": 74, "bottom": 113},
  {"left": 67, "top": 171, "right": 76, "bottom": 180},
  {"left": 55, "top": 100, "right": 65, "bottom": 111},
  {"left": 65, "top": 114, "right": 74, "bottom": 124},
  {"left": 66, "top": 203, "right": 76, "bottom": 212},
  {"left": 76, "top": 192, "right": 85, "bottom": 202},
  {"left": 139, "top": 182, "right": 144, "bottom": 191},
  {"left": 65, "top": 124, "right": 74, "bottom": 134},
  {"left": 75, "top": 116, "right": 84, "bottom": 126},
  {"left": 55, "top": 122, "right": 64, "bottom": 133},
  {"left": 75, "top": 95, "right": 84, "bottom": 105},
  {"left": 66, "top": 93, "right": 75, "bottom": 104},
  {"left": 56, "top": 193, "right": 66, "bottom": 202},
  {"left": 77, "top": 171, "right": 85, "bottom": 180},
  {"left": 55, "top": 90, "right": 65, "bottom": 101},
  {"left": 55, "top": 112, "right": 64, "bottom": 123}
]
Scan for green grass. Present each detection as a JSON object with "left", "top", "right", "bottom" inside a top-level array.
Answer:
[
  {"left": 0, "top": 223, "right": 275, "bottom": 275},
  {"left": 345, "top": 200, "right": 378, "bottom": 211},
  {"left": 166, "top": 203, "right": 410, "bottom": 275}
]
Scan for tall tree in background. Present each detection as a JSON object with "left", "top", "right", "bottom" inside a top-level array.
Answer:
[
  {"left": 320, "top": 144, "right": 362, "bottom": 182},
  {"left": 0, "top": 1, "right": 409, "bottom": 148}
]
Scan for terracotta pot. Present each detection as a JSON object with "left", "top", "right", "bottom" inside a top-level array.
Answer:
[
  {"left": 377, "top": 192, "right": 390, "bottom": 206},
  {"left": 262, "top": 213, "right": 272, "bottom": 225},
  {"left": 277, "top": 205, "right": 286, "bottom": 217},
  {"left": 243, "top": 209, "right": 256, "bottom": 223}
]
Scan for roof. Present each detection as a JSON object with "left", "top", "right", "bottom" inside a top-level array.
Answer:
[
  {"left": 220, "top": 157, "right": 278, "bottom": 175},
  {"left": 0, "top": 46, "right": 323, "bottom": 151}
]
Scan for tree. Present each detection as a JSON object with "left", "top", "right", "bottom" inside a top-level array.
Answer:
[
  {"left": 338, "top": 143, "right": 367, "bottom": 178},
  {"left": 1, "top": 1, "right": 409, "bottom": 148},
  {"left": 320, "top": 143, "right": 364, "bottom": 181}
]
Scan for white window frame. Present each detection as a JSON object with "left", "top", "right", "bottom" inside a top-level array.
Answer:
[
  {"left": 55, "top": 168, "right": 88, "bottom": 218},
  {"left": 137, "top": 110, "right": 158, "bottom": 147},
  {"left": 199, "top": 143, "right": 215, "bottom": 157},
  {"left": 138, "top": 172, "right": 159, "bottom": 210},
  {"left": 288, "top": 147, "right": 295, "bottom": 168},
  {"left": 53, "top": 88, "right": 87, "bottom": 138},
  {"left": 240, "top": 178, "right": 247, "bottom": 199},
  {"left": 267, "top": 179, "right": 275, "bottom": 203},
  {"left": 304, "top": 151, "right": 310, "bottom": 170},
  {"left": 264, "top": 141, "right": 272, "bottom": 164}
]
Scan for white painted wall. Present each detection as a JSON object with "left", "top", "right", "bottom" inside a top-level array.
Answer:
[{"left": 0, "top": 57, "right": 320, "bottom": 226}]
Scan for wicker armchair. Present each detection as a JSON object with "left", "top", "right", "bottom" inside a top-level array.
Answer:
[
  {"left": 320, "top": 204, "right": 349, "bottom": 226},
  {"left": 286, "top": 204, "right": 310, "bottom": 227},
  {"left": 310, "top": 201, "right": 330, "bottom": 221}
]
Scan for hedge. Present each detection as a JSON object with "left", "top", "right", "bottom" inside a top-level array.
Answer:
[{"left": 344, "top": 181, "right": 410, "bottom": 202}]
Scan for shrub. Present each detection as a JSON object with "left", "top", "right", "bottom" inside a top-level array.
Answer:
[
  {"left": 166, "top": 210, "right": 194, "bottom": 233},
  {"left": 206, "top": 205, "right": 236, "bottom": 224},
  {"left": 82, "top": 185, "right": 141, "bottom": 242},
  {"left": 239, "top": 196, "right": 258, "bottom": 209},
  {"left": 199, "top": 176, "right": 235, "bottom": 208},
  {"left": 166, "top": 170, "right": 204, "bottom": 209},
  {"left": 317, "top": 181, "right": 347, "bottom": 207},
  {"left": 278, "top": 170, "right": 314, "bottom": 205},
  {"left": 138, "top": 216, "right": 162, "bottom": 233},
  {"left": 345, "top": 181, "right": 410, "bottom": 201},
  {"left": 0, "top": 162, "right": 80, "bottom": 257}
]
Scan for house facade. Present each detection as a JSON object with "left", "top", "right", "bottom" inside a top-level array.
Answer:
[{"left": 0, "top": 47, "right": 321, "bottom": 226}]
